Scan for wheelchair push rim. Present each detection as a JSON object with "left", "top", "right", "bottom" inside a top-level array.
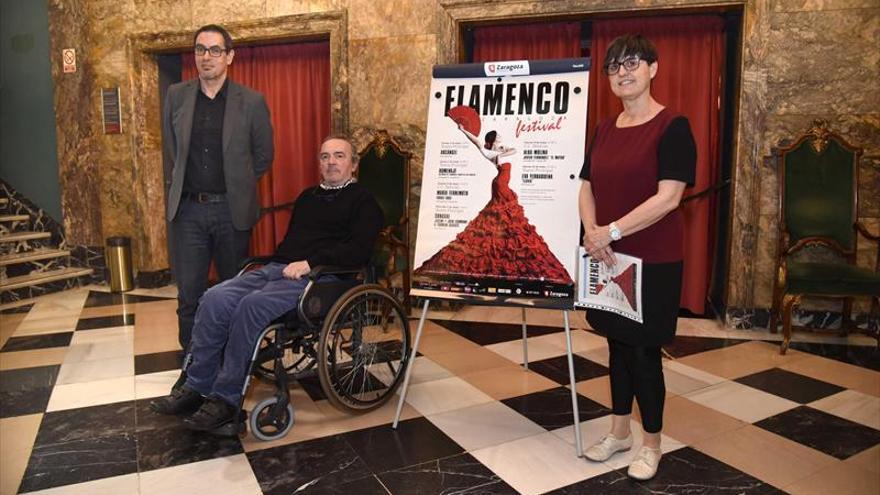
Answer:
[{"left": 317, "top": 284, "right": 411, "bottom": 412}]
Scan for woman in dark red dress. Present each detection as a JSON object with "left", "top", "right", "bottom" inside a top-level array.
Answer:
[
  {"left": 579, "top": 35, "right": 696, "bottom": 480},
  {"left": 415, "top": 123, "right": 572, "bottom": 284}
]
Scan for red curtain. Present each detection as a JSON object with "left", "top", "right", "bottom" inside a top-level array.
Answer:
[
  {"left": 183, "top": 42, "right": 331, "bottom": 257},
  {"left": 589, "top": 17, "right": 724, "bottom": 313},
  {"left": 472, "top": 22, "right": 582, "bottom": 61}
]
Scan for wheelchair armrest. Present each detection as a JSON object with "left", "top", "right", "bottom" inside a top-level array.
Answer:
[
  {"left": 298, "top": 266, "right": 367, "bottom": 324},
  {"left": 236, "top": 256, "right": 277, "bottom": 276},
  {"left": 308, "top": 265, "right": 368, "bottom": 280}
]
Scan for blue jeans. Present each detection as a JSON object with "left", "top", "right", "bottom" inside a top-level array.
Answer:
[
  {"left": 169, "top": 198, "right": 251, "bottom": 348},
  {"left": 184, "top": 262, "right": 308, "bottom": 406}
]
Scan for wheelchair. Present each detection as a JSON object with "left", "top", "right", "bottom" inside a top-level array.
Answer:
[{"left": 234, "top": 258, "right": 412, "bottom": 441}]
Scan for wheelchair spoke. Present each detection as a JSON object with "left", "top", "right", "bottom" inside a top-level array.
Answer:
[{"left": 318, "top": 285, "right": 411, "bottom": 411}]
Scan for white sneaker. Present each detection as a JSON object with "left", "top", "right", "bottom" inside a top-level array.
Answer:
[
  {"left": 627, "top": 446, "right": 662, "bottom": 480},
  {"left": 584, "top": 433, "right": 633, "bottom": 462}
]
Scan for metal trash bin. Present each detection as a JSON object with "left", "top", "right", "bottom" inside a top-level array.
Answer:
[{"left": 106, "top": 236, "right": 134, "bottom": 292}]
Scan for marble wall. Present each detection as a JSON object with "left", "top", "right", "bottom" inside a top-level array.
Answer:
[{"left": 45, "top": 0, "right": 878, "bottom": 320}]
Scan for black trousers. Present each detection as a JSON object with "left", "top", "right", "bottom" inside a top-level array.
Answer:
[
  {"left": 169, "top": 199, "right": 251, "bottom": 348},
  {"left": 608, "top": 338, "right": 665, "bottom": 433}
]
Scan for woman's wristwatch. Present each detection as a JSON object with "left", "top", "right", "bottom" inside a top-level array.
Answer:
[{"left": 609, "top": 222, "right": 622, "bottom": 241}]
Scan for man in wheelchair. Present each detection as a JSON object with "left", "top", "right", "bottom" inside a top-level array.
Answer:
[{"left": 150, "top": 134, "right": 384, "bottom": 435}]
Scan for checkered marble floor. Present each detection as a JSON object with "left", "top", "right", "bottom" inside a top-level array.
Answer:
[{"left": 1, "top": 286, "right": 878, "bottom": 495}]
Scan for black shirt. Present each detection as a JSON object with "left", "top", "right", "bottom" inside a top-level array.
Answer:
[
  {"left": 184, "top": 79, "right": 228, "bottom": 194},
  {"left": 273, "top": 182, "right": 384, "bottom": 268}
]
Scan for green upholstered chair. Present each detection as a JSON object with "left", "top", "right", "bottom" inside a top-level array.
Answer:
[
  {"left": 355, "top": 131, "right": 412, "bottom": 308},
  {"left": 769, "top": 120, "right": 880, "bottom": 354}
]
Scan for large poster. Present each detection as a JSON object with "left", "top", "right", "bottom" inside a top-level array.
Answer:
[{"left": 412, "top": 59, "right": 590, "bottom": 308}]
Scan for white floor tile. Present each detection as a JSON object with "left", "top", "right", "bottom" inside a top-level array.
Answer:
[
  {"left": 46, "top": 376, "right": 135, "bottom": 412},
  {"left": 684, "top": 380, "right": 799, "bottom": 423},
  {"left": 809, "top": 389, "right": 880, "bottom": 430},
  {"left": 404, "top": 376, "right": 493, "bottom": 415},
  {"left": 139, "top": 454, "right": 262, "bottom": 495},
  {"left": 663, "top": 360, "right": 726, "bottom": 386},
  {"left": 56, "top": 355, "right": 134, "bottom": 385},
  {"left": 486, "top": 337, "right": 565, "bottom": 365},
  {"left": 135, "top": 370, "right": 180, "bottom": 400},
  {"left": 427, "top": 401, "right": 546, "bottom": 451},
  {"left": 471, "top": 431, "right": 612, "bottom": 495},
  {"left": 539, "top": 329, "right": 608, "bottom": 354},
  {"left": 63, "top": 327, "right": 134, "bottom": 364},
  {"left": 401, "top": 356, "right": 454, "bottom": 385}
]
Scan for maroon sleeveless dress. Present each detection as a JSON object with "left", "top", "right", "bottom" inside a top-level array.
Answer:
[{"left": 580, "top": 109, "right": 696, "bottom": 345}]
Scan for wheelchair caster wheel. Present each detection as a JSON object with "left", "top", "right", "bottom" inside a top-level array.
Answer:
[{"left": 249, "top": 396, "right": 294, "bottom": 441}]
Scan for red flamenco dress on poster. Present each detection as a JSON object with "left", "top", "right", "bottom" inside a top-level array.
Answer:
[{"left": 415, "top": 162, "right": 573, "bottom": 284}]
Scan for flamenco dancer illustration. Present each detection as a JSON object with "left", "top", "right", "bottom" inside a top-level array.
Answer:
[{"left": 415, "top": 106, "right": 572, "bottom": 285}]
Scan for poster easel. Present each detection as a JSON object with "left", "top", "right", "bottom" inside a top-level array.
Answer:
[{"left": 391, "top": 299, "right": 585, "bottom": 457}]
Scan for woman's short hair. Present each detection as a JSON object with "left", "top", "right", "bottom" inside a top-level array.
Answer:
[
  {"left": 603, "top": 34, "right": 658, "bottom": 69},
  {"left": 484, "top": 130, "right": 497, "bottom": 150}
]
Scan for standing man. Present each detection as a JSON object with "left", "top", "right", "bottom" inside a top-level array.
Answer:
[{"left": 163, "top": 24, "right": 274, "bottom": 355}]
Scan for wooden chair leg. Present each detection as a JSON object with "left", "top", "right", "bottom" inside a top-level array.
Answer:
[
  {"left": 871, "top": 296, "right": 880, "bottom": 349},
  {"left": 780, "top": 294, "right": 799, "bottom": 355},
  {"left": 841, "top": 297, "right": 853, "bottom": 337},
  {"left": 769, "top": 286, "right": 783, "bottom": 334}
]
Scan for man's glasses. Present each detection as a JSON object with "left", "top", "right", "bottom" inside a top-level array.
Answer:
[
  {"left": 603, "top": 57, "right": 643, "bottom": 76},
  {"left": 194, "top": 44, "right": 228, "bottom": 57}
]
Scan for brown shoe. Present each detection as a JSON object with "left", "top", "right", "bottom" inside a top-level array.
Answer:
[{"left": 149, "top": 386, "right": 204, "bottom": 415}]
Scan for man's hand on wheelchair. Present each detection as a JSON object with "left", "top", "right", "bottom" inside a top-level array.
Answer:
[{"left": 282, "top": 260, "right": 311, "bottom": 280}]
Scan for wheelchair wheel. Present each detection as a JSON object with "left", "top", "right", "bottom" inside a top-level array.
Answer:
[
  {"left": 317, "top": 284, "right": 411, "bottom": 412},
  {"left": 249, "top": 396, "right": 295, "bottom": 441},
  {"left": 254, "top": 326, "right": 316, "bottom": 383}
]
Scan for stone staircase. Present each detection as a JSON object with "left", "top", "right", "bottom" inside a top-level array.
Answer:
[{"left": 0, "top": 194, "right": 95, "bottom": 303}]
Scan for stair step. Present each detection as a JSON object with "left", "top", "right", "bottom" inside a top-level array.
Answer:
[
  {"left": 0, "top": 215, "right": 29, "bottom": 223},
  {"left": 0, "top": 248, "right": 71, "bottom": 266},
  {"left": 0, "top": 198, "right": 8, "bottom": 206},
  {"left": 1, "top": 267, "right": 94, "bottom": 291},
  {"left": 0, "top": 231, "right": 50, "bottom": 243}
]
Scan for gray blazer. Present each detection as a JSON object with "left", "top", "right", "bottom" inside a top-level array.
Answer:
[{"left": 162, "top": 79, "right": 274, "bottom": 230}]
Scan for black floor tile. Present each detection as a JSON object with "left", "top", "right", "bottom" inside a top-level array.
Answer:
[
  {"left": 501, "top": 387, "right": 610, "bottom": 430},
  {"left": 0, "top": 365, "right": 59, "bottom": 418},
  {"left": 75, "top": 313, "right": 135, "bottom": 330},
  {"left": 297, "top": 374, "right": 327, "bottom": 401},
  {"left": 378, "top": 452, "right": 518, "bottom": 494},
  {"left": 735, "top": 368, "right": 846, "bottom": 404},
  {"left": 1, "top": 332, "right": 72, "bottom": 352},
  {"left": 340, "top": 417, "right": 464, "bottom": 473},
  {"left": 136, "top": 423, "right": 243, "bottom": 471},
  {"left": 433, "top": 319, "right": 563, "bottom": 346},
  {"left": 788, "top": 342, "right": 880, "bottom": 371},
  {"left": 661, "top": 336, "right": 744, "bottom": 358},
  {"left": 754, "top": 405, "right": 880, "bottom": 460},
  {"left": 83, "top": 290, "right": 172, "bottom": 308},
  {"left": 247, "top": 434, "right": 373, "bottom": 495},
  {"left": 19, "top": 433, "right": 138, "bottom": 493},
  {"left": 34, "top": 401, "right": 136, "bottom": 446},
  {"left": 529, "top": 354, "right": 608, "bottom": 384},
  {"left": 639, "top": 447, "right": 783, "bottom": 494},
  {"left": 323, "top": 475, "right": 390, "bottom": 494},
  {"left": 135, "top": 350, "right": 185, "bottom": 375},
  {"left": 1, "top": 303, "right": 33, "bottom": 314},
  {"left": 546, "top": 468, "right": 649, "bottom": 494}
]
